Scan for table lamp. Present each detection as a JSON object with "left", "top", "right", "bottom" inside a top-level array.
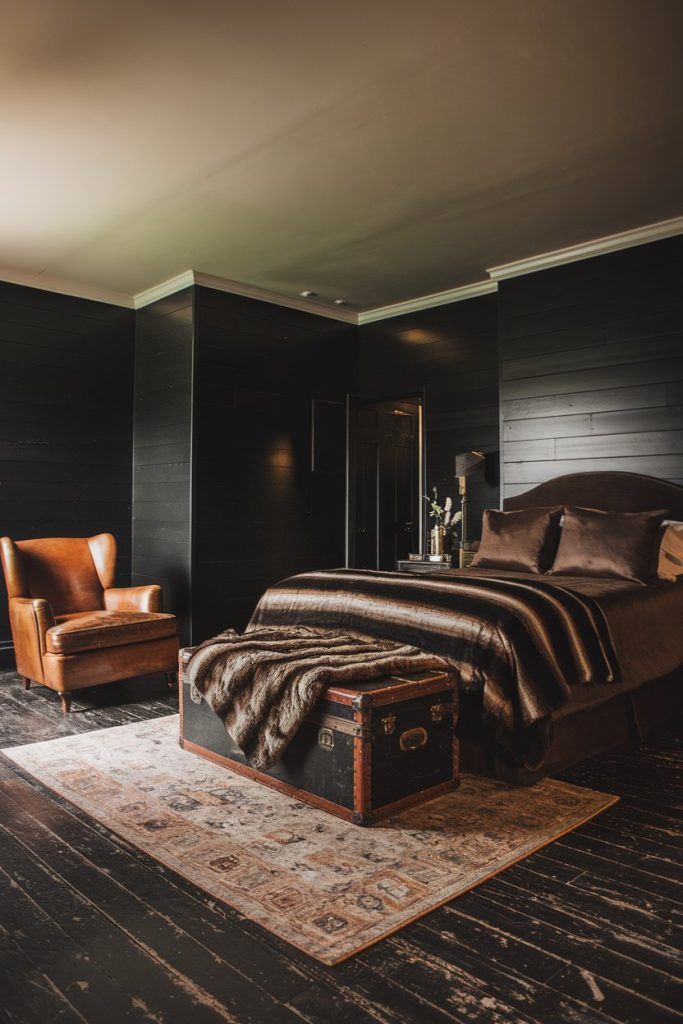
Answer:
[{"left": 454, "top": 450, "right": 486, "bottom": 566}]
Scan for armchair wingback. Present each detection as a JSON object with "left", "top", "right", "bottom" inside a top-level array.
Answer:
[{"left": 1, "top": 534, "right": 179, "bottom": 713}]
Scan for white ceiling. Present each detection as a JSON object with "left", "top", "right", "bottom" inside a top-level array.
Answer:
[{"left": 2, "top": 0, "right": 682, "bottom": 311}]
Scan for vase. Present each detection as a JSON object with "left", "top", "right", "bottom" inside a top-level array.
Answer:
[{"left": 430, "top": 525, "right": 445, "bottom": 556}]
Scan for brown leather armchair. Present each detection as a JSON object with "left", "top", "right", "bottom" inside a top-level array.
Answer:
[{"left": 0, "top": 534, "right": 179, "bottom": 714}]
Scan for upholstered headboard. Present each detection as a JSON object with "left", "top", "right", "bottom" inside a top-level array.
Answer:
[{"left": 503, "top": 472, "right": 683, "bottom": 520}]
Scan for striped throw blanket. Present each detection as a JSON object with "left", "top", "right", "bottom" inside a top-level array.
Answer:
[
  {"left": 248, "top": 569, "right": 619, "bottom": 768},
  {"left": 186, "top": 626, "right": 451, "bottom": 770}
]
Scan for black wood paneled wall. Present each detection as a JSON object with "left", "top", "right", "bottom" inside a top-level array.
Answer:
[
  {"left": 192, "top": 287, "right": 355, "bottom": 639},
  {"left": 357, "top": 294, "right": 500, "bottom": 543},
  {"left": 499, "top": 236, "right": 683, "bottom": 499},
  {"left": 132, "top": 289, "right": 194, "bottom": 644},
  {"left": 0, "top": 282, "right": 134, "bottom": 668},
  {"left": 4, "top": 234, "right": 682, "bottom": 665}
]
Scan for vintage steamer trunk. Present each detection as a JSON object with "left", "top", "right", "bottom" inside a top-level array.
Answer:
[{"left": 179, "top": 649, "right": 459, "bottom": 825}]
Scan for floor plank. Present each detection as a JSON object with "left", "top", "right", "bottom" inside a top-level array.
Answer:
[
  {"left": 0, "top": 927, "right": 87, "bottom": 1024},
  {"left": 0, "top": 670, "right": 681, "bottom": 1024},
  {"left": 0, "top": 786, "right": 308, "bottom": 1024}
]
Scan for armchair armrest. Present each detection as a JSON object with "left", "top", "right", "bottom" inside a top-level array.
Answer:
[
  {"left": 104, "top": 585, "right": 162, "bottom": 614},
  {"left": 8, "top": 597, "right": 56, "bottom": 683}
]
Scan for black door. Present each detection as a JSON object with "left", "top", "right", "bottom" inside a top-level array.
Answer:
[{"left": 347, "top": 396, "right": 422, "bottom": 570}]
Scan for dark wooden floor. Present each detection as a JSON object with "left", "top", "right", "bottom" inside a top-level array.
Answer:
[{"left": 0, "top": 673, "right": 680, "bottom": 1024}]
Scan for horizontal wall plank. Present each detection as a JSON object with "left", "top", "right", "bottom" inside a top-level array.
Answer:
[
  {"left": 135, "top": 288, "right": 193, "bottom": 322},
  {"left": 501, "top": 334, "right": 682, "bottom": 382},
  {"left": 503, "top": 384, "right": 668, "bottom": 421},
  {"left": 504, "top": 439, "right": 556, "bottom": 462},
  {"left": 133, "top": 419, "right": 193, "bottom": 448},
  {"left": 506, "top": 431, "right": 683, "bottom": 464},
  {"left": 0, "top": 418, "right": 128, "bottom": 447},
  {"left": 133, "top": 461, "right": 191, "bottom": 483},
  {"left": 0, "top": 501, "right": 130, "bottom": 521},
  {"left": 0, "top": 480, "right": 133, "bottom": 503},
  {"left": 0, "top": 441, "right": 130, "bottom": 466},
  {"left": 555, "top": 430, "right": 683, "bottom": 460},
  {"left": 500, "top": 323, "right": 606, "bottom": 362},
  {"left": 504, "top": 406, "right": 683, "bottom": 441},
  {"left": 132, "top": 442, "right": 192, "bottom": 465},
  {"left": 134, "top": 305, "right": 193, "bottom": 338},
  {"left": 500, "top": 283, "right": 683, "bottom": 340},
  {"left": 498, "top": 238, "right": 683, "bottom": 314},
  {"left": 504, "top": 454, "right": 683, "bottom": 485},
  {"left": 502, "top": 357, "right": 683, "bottom": 402},
  {"left": 0, "top": 301, "right": 132, "bottom": 338},
  {"left": 0, "top": 460, "right": 130, "bottom": 485},
  {"left": 133, "top": 481, "right": 193, "bottom": 503},
  {"left": 0, "top": 280, "right": 133, "bottom": 321}
]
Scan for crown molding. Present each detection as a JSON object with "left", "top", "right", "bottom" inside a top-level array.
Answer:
[
  {"left": 357, "top": 279, "right": 498, "bottom": 325},
  {"left": 133, "top": 270, "right": 196, "bottom": 309},
  {"left": 0, "top": 267, "right": 133, "bottom": 307},
  {"left": 487, "top": 214, "right": 683, "bottom": 281},
  {"left": 5, "top": 213, "right": 682, "bottom": 321},
  {"left": 134, "top": 272, "right": 498, "bottom": 323},
  {"left": 192, "top": 272, "right": 358, "bottom": 324}
]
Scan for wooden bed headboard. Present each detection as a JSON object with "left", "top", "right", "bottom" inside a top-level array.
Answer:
[{"left": 503, "top": 472, "right": 683, "bottom": 520}]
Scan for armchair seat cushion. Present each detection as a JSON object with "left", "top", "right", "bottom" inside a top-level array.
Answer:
[{"left": 46, "top": 611, "right": 177, "bottom": 655}]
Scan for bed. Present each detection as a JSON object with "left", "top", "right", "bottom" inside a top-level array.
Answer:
[
  {"left": 492, "top": 471, "right": 683, "bottom": 782},
  {"left": 246, "top": 472, "right": 683, "bottom": 785}
]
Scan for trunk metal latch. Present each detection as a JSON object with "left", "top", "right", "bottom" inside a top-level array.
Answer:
[
  {"left": 381, "top": 713, "right": 397, "bottom": 736},
  {"left": 318, "top": 727, "right": 335, "bottom": 750},
  {"left": 431, "top": 703, "right": 445, "bottom": 723}
]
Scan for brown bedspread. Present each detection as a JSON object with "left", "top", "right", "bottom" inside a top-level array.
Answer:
[
  {"left": 248, "top": 568, "right": 627, "bottom": 769},
  {"left": 544, "top": 573, "right": 683, "bottom": 689}
]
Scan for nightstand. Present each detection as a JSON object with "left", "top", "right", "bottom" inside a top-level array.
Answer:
[{"left": 395, "top": 559, "right": 454, "bottom": 573}]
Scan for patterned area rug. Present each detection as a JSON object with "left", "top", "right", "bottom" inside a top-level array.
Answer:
[{"left": 3, "top": 716, "right": 617, "bottom": 965}]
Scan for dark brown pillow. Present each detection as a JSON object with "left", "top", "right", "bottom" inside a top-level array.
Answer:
[
  {"left": 549, "top": 506, "right": 668, "bottom": 582},
  {"left": 470, "top": 506, "right": 563, "bottom": 573}
]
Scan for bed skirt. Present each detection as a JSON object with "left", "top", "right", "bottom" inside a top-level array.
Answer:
[{"left": 461, "top": 668, "right": 683, "bottom": 785}]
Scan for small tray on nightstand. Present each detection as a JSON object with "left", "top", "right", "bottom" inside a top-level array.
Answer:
[
  {"left": 396, "top": 558, "right": 455, "bottom": 573},
  {"left": 397, "top": 548, "right": 478, "bottom": 572}
]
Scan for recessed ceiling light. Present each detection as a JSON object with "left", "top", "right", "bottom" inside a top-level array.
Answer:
[
  {"left": 300, "top": 290, "right": 317, "bottom": 298},
  {"left": 333, "top": 299, "right": 347, "bottom": 305}
]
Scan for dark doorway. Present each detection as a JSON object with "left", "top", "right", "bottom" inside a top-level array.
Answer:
[{"left": 347, "top": 394, "right": 423, "bottom": 570}]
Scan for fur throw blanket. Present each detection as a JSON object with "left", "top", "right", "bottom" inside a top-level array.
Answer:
[{"left": 185, "top": 625, "right": 451, "bottom": 770}]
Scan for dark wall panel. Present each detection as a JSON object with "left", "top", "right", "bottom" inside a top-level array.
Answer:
[
  {"left": 193, "top": 287, "right": 356, "bottom": 640},
  {"left": 357, "top": 294, "right": 500, "bottom": 545},
  {"left": 0, "top": 281, "right": 134, "bottom": 668},
  {"left": 499, "top": 236, "right": 683, "bottom": 498},
  {"left": 132, "top": 289, "right": 193, "bottom": 645}
]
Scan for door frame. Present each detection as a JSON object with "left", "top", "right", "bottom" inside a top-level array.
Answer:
[{"left": 345, "top": 390, "right": 426, "bottom": 568}]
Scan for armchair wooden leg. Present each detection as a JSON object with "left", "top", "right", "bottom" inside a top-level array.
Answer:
[
  {"left": 22, "top": 677, "right": 31, "bottom": 690},
  {"left": 59, "top": 693, "right": 71, "bottom": 715},
  {"left": 164, "top": 671, "right": 177, "bottom": 692}
]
